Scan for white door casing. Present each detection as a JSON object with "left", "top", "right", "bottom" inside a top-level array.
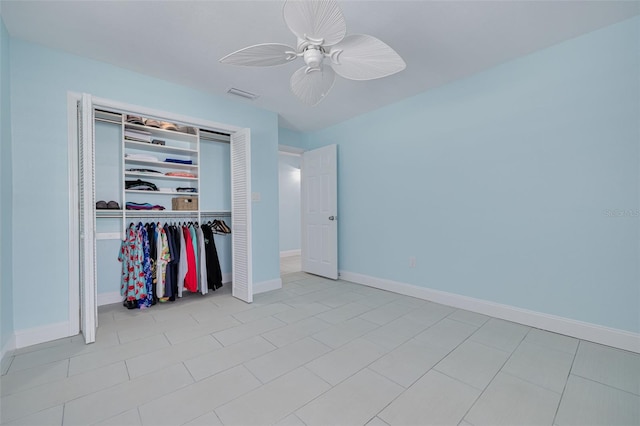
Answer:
[
  {"left": 231, "top": 128, "right": 253, "bottom": 302},
  {"left": 78, "top": 93, "right": 97, "bottom": 344},
  {"left": 301, "top": 144, "right": 338, "bottom": 279}
]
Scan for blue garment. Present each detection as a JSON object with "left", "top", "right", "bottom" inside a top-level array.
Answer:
[{"left": 137, "top": 223, "right": 153, "bottom": 308}]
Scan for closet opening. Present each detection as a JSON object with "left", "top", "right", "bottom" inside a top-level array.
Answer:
[{"left": 72, "top": 93, "right": 253, "bottom": 344}]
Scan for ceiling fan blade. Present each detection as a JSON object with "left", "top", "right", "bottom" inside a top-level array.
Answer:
[
  {"left": 290, "top": 65, "right": 336, "bottom": 106},
  {"left": 283, "top": 0, "right": 346, "bottom": 47},
  {"left": 328, "top": 34, "right": 406, "bottom": 80},
  {"left": 219, "top": 43, "right": 298, "bottom": 66}
]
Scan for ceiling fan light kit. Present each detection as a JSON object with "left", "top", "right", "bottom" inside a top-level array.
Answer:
[{"left": 219, "top": 0, "right": 406, "bottom": 106}]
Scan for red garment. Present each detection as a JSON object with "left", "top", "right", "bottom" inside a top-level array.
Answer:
[{"left": 182, "top": 226, "right": 198, "bottom": 292}]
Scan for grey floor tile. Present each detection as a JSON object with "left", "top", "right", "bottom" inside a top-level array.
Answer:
[
  {"left": 435, "top": 340, "right": 510, "bottom": 390},
  {"left": 379, "top": 370, "right": 480, "bottom": 426},
  {"left": 357, "top": 292, "right": 400, "bottom": 308},
  {"left": 0, "top": 362, "right": 129, "bottom": 423},
  {"left": 68, "top": 333, "right": 170, "bottom": 376},
  {"left": 138, "top": 365, "right": 261, "bottom": 425},
  {"left": 469, "top": 318, "right": 529, "bottom": 353},
  {"left": 163, "top": 314, "right": 241, "bottom": 345},
  {"left": 1, "top": 359, "right": 69, "bottom": 396},
  {"left": 274, "top": 414, "right": 306, "bottom": 426},
  {"left": 63, "top": 363, "right": 194, "bottom": 425},
  {"left": 216, "top": 367, "right": 330, "bottom": 425},
  {"left": 524, "top": 328, "right": 578, "bottom": 355},
  {"left": 358, "top": 301, "right": 416, "bottom": 326},
  {"left": 11, "top": 337, "right": 73, "bottom": 356},
  {"left": 502, "top": 341, "right": 574, "bottom": 393},
  {"left": 306, "top": 338, "right": 388, "bottom": 385},
  {"left": 555, "top": 375, "right": 640, "bottom": 426},
  {"left": 232, "top": 303, "right": 293, "bottom": 323},
  {"left": 316, "top": 302, "right": 373, "bottom": 324},
  {"left": 312, "top": 317, "right": 379, "bottom": 349},
  {"left": 8, "top": 331, "right": 120, "bottom": 373},
  {"left": 273, "top": 302, "right": 331, "bottom": 323},
  {"left": 184, "top": 336, "right": 276, "bottom": 381},
  {"left": 401, "top": 301, "right": 455, "bottom": 326},
  {"left": 244, "top": 337, "right": 331, "bottom": 383},
  {"left": 363, "top": 317, "right": 431, "bottom": 351},
  {"left": 3, "top": 404, "right": 63, "bottom": 426},
  {"left": 296, "top": 368, "right": 403, "bottom": 426},
  {"left": 414, "top": 318, "right": 477, "bottom": 351},
  {"left": 116, "top": 313, "right": 199, "bottom": 344},
  {"left": 370, "top": 338, "right": 450, "bottom": 387},
  {"left": 262, "top": 317, "right": 333, "bottom": 348},
  {"left": 366, "top": 416, "right": 390, "bottom": 426},
  {"left": 464, "top": 372, "right": 561, "bottom": 426},
  {"left": 94, "top": 408, "right": 142, "bottom": 426},
  {"left": 448, "top": 309, "right": 490, "bottom": 327},
  {"left": 126, "top": 335, "right": 221, "bottom": 378},
  {"left": 317, "top": 291, "right": 369, "bottom": 308},
  {"left": 183, "top": 411, "right": 223, "bottom": 426},
  {"left": 212, "top": 316, "right": 286, "bottom": 346},
  {"left": 572, "top": 341, "right": 640, "bottom": 395}
]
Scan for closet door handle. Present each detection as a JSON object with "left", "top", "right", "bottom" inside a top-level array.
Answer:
[{"left": 328, "top": 216, "right": 336, "bottom": 221}]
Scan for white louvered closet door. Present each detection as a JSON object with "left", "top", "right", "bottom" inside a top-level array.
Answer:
[
  {"left": 230, "top": 128, "right": 253, "bottom": 303},
  {"left": 78, "top": 93, "right": 97, "bottom": 343}
]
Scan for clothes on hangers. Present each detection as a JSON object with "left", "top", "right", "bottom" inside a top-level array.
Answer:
[{"left": 119, "top": 220, "right": 225, "bottom": 309}]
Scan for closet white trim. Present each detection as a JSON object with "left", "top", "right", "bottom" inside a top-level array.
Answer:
[
  {"left": 340, "top": 270, "right": 640, "bottom": 354},
  {"left": 253, "top": 278, "right": 283, "bottom": 295},
  {"left": 67, "top": 92, "right": 81, "bottom": 338}
]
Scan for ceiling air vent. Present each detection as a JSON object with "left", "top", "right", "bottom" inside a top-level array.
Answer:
[{"left": 227, "top": 88, "right": 260, "bottom": 100}]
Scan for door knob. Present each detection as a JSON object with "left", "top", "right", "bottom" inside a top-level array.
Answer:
[{"left": 328, "top": 216, "right": 336, "bottom": 221}]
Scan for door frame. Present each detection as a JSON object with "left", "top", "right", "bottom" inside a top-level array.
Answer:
[{"left": 68, "top": 93, "right": 251, "bottom": 340}]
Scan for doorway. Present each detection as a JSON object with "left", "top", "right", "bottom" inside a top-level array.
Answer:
[{"left": 278, "top": 148, "right": 302, "bottom": 275}]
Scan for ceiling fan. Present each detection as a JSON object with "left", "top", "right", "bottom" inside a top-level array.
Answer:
[{"left": 219, "top": 0, "right": 406, "bottom": 106}]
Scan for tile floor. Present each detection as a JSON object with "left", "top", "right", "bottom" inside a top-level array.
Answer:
[
  {"left": 280, "top": 254, "right": 302, "bottom": 275},
  {"left": 1, "top": 267, "right": 639, "bottom": 425}
]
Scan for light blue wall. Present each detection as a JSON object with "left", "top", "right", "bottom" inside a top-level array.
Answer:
[
  {"left": 307, "top": 17, "right": 640, "bottom": 333},
  {"left": 279, "top": 127, "right": 306, "bottom": 150},
  {"left": 278, "top": 153, "right": 301, "bottom": 252},
  {"left": 9, "top": 39, "right": 280, "bottom": 331},
  {"left": 1, "top": 16, "right": 14, "bottom": 351}
]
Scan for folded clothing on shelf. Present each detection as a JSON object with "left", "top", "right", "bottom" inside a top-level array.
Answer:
[
  {"left": 165, "top": 171, "right": 196, "bottom": 178},
  {"left": 176, "top": 187, "right": 197, "bottom": 193},
  {"left": 126, "top": 202, "right": 165, "bottom": 210},
  {"left": 125, "top": 153, "right": 159, "bottom": 162},
  {"left": 124, "top": 129, "right": 152, "bottom": 143},
  {"left": 125, "top": 179, "right": 159, "bottom": 191},
  {"left": 164, "top": 158, "right": 193, "bottom": 165},
  {"left": 126, "top": 168, "right": 163, "bottom": 174}
]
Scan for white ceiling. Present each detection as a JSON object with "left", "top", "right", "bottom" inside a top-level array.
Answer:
[{"left": 2, "top": 1, "right": 638, "bottom": 132}]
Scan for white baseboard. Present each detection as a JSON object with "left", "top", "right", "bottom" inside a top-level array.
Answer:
[
  {"left": 280, "top": 249, "right": 301, "bottom": 258},
  {"left": 254, "top": 278, "right": 283, "bottom": 295},
  {"left": 13, "top": 321, "right": 72, "bottom": 350},
  {"left": 98, "top": 292, "right": 123, "bottom": 306},
  {"left": 223, "top": 272, "right": 232, "bottom": 284},
  {"left": 340, "top": 270, "right": 640, "bottom": 354}
]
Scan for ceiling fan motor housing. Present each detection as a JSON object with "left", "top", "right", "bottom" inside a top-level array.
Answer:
[{"left": 303, "top": 46, "right": 324, "bottom": 69}]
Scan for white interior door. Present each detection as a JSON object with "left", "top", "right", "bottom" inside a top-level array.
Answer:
[
  {"left": 78, "top": 93, "right": 97, "bottom": 343},
  {"left": 231, "top": 128, "right": 253, "bottom": 302},
  {"left": 301, "top": 144, "right": 338, "bottom": 279}
]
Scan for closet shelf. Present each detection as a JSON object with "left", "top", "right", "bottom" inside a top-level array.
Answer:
[
  {"left": 125, "top": 189, "right": 198, "bottom": 195},
  {"left": 124, "top": 122, "right": 198, "bottom": 143},
  {"left": 124, "top": 140, "right": 197, "bottom": 156},
  {"left": 96, "top": 210, "right": 230, "bottom": 218},
  {"left": 124, "top": 158, "right": 198, "bottom": 171},
  {"left": 125, "top": 172, "right": 198, "bottom": 181}
]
